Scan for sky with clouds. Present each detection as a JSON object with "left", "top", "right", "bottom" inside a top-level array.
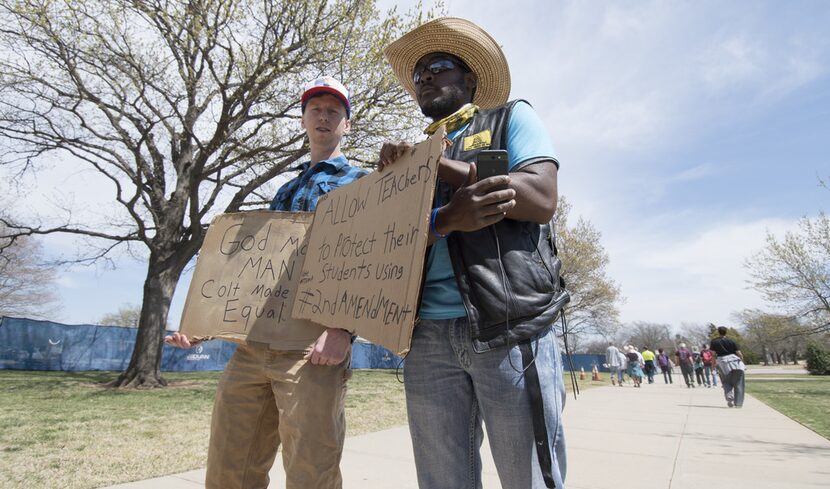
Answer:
[{"left": 5, "top": 0, "right": 829, "bottom": 333}]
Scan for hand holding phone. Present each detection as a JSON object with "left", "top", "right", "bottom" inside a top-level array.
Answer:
[
  {"left": 439, "top": 149, "right": 515, "bottom": 232},
  {"left": 476, "top": 149, "right": 509, "bottom": 191}
]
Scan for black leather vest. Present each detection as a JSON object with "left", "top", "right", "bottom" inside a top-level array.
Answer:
[{"left": 437, "top": 100, "right": 569, "bottom": 352}]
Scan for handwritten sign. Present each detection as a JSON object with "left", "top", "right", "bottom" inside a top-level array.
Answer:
[
  {"left": 179, "top": 211, "right": 325, "bottom": 350},
  {"left": 292, "top": 130, "right": 444, "bottom": 355}
]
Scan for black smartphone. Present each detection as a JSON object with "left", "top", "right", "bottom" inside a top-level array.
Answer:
[{"left": 476, "top": 150, "right": 509, "bottom": 183}]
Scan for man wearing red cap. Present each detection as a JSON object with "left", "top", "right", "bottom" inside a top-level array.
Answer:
[
  {"left": 166, "top": 76, "right": 363, "bottom": 489},
  {"left": 382, "top": 17, "right": 569, "bottom": 489}
]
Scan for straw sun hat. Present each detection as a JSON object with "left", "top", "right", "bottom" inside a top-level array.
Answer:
[{"left": 384, "top": 17, "right": 511, "bottom": 109}]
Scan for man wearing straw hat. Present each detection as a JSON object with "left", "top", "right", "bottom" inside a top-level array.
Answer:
[{"left": 381, "top": 17, "right": 569, "bottom": 489}]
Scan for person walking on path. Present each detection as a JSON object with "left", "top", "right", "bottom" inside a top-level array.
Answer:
[
  {"left": 617, "top": 348, "right": 629, "bottom": 385},
  {"left": 381, "top": 16, "right": 569, "bottom": 489},
  {"left": 641, "top": 346, "right": 656, "bottom": 384},
  {"left": 675, "top": 343, "right": 695, "bottom": 388},
  {"left": 657, "top": 348, "right": 673, "bottom": 384},
  {"left": 693, "top": 350, "right": 705, "bottom": 387},
  {"left": 624, "top": 346, "right": 644, "bottom": 388},
  {"left": 165, "top": 76, "right": 363, "bottom": 489},
  {"left": 701, "top": 343, "right": 718, "bottom": 387},
  {"left": 606, "top": 343, "right": 623, "bottom": 386},
  {"left": 711, "top": 326, "right": 746, "bottom": 408}
]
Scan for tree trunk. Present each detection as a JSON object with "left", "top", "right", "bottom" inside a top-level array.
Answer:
[
  {"left": 763, "top": 345, "right": 770, "bottom": 366},
  {"left": 108, "top": 253, "right": 182, "bottom": 388}
]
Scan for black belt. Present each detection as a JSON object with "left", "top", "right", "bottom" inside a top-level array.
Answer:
[{"left": 519, "top": 340, "right": 556, "bottom": 488}]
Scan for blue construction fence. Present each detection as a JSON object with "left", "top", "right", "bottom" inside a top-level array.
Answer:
[
  {"left": 0, "top": 316, "right": 401, "bottom": 371},
  {"left": 564, "top": 354, "right": 609, "bottom": 373},
  {"left": 0, "top": 316, "right": 604, "bottom": 372}
]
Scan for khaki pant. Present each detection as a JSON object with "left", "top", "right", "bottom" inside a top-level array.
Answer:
[{"left": 206, "top": 344, "right": 350, "bottom": 489}]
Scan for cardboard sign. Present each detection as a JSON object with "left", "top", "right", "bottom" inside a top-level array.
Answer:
[
  {"left": 292, "top": 131, "right": 445, "bottom": 355},
  {"left": 179, "top": 211, "right": 325, "bottom": 350}
]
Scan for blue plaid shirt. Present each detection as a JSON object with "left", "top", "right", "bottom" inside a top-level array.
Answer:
[{"left": 269, "top": 155, "right": 368, "bottom": 212}]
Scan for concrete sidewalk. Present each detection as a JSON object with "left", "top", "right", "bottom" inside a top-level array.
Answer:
[{"left": 104, "top": 379, "right": 830, "bottom": 489}]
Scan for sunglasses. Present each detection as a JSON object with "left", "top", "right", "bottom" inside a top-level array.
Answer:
[{"left": 412, "top": 58, "right": 464, "bottom": 84}]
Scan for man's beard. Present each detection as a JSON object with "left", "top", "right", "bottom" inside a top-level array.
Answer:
[{"left": 420, "top": 85, "right": 466, "bottom": 120}]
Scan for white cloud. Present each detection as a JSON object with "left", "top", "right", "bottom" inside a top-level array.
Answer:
[
  {"left": 761, "top": 39, "right": 827, "bottom": 100},
  {"left": 625, "top": 163, "right": 720, "bottom": 205},
  {"left": 545, "top": 93, "right": 671, "bottom": 152},
  {"left": 606, "top": 216, "right": 799, "bottom": 326},
  {"left": 599, "top": 4, "right": 647, "bottom": 39},
  {"left": 698, "top": 36, "right": 764, "bottom": 91},
  {"left": 665, "top": 164, "right": 716, "bottom": 184},
  {"left": 3, "top": 154, "right": 129, "bottom": 237},
  {"left": 53, "top": 274, "right": 79, "bottom": 289},
  {"left": 698, "top": 32, "right": 827, "bottom": 102}
]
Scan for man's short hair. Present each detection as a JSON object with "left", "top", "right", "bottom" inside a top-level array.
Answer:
[{"left": 717, "top": 326, "right": 728, "bottom": 336}]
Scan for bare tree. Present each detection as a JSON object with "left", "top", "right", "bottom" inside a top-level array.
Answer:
[
  {"left": 0, "top": 217, "right": 60, "bottom": 319},
  {"left": 573, "top": 338, "right": 610, "bottom": 354},
  {"left": 556, "top": 196, "right": 623, "bottom": 341},
  {"left": 99, "top": 303, "right": 143, "bottom": 328},
  {"left": 0, "top": 0, "right": 429, "bottom": 387},
  {"left": 676, "top": 322, "right": 713, "bottom": 351},
  {"left": 622, "top": 321, "right": 673, "bottom": 351},
  {"left": 736, "top": 309, "right": 809, "bottom": 365},
  {"left": 746, "top": 210, "right": 830, "bottom": 337}
]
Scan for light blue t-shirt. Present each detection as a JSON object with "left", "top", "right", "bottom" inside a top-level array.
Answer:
[{"left": 419, "top": 101, "right": 558, "bottom": 319}]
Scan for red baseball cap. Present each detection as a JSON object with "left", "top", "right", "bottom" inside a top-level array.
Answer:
[{"left": 301, "top": 76, "right": 351, "bottom": 118}]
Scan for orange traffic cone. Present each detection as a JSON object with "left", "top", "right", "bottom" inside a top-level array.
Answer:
[
  {"left": 592, "top": 365, "right": 600, "bottom": 381},
  {"left": 579, "top": 367, "right": 585, "bottom": 380}
]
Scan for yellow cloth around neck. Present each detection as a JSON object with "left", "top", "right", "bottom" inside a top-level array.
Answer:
[{"left": 424, "top": 103, "right": 479, "bottom": 136}]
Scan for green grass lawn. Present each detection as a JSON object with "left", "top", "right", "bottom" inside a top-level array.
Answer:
[
  {"left": 0, "top": 370, "right": 217, "bottom": 489},
  {"left": 0, "top": 367, "right": 610, "bottom": 489},
  {"left": 564, "top": 370, "right": 614, "bottom": 391},
  {"left": 0, "top": 369, "right": 405, "bottom": 489},
  {"left": 746, "top": 375, "right": 830, "bottom": 440}
]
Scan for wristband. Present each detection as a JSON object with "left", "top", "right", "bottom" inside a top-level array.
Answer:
[
  {"left": 430, "top": 207, "right": 448, "bottom": 238},
  {"left": 339, "top": 328, "right": 357, "bottom": 344}
]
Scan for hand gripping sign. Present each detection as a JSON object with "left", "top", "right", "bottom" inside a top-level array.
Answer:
[
  {"left": 179, "top": 130, "right": 444, "bottom": 355},
  {"left": 292, "top": 130, "right": 444, "bottom": 355},
  {"left": 179, "top": 211, "right": 326, "bottom": 350}
]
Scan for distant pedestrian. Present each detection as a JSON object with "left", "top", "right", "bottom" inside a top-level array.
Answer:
[
  {"left": 693, "top": 350, "right": 705, "bottom": 386},
  {"left": 657, "top": 348, "right": 673, "bottom": 384},
  {"left": 606, "top": 342, "right": 623, "bottom": 386},
  {"left": 675, "top": 343, "right": 695, "bottom": 388},
  {"left": 624, "top": 345, "right": 644, "bottom": 388},
  {"left": 638, "top": 347, "right": 647, "bottom": 386},
  {"left": 617, "top": 349, "right": 628, "bottom": 385},
  {"left": 711, "top": 326, "right": 746, "bottom": 408},
  {"left": 641, "top": 347, "right": 656, "bottom": 384},
  {"left": 701, "top": 344, "right": 718, "bottom": 387}
]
